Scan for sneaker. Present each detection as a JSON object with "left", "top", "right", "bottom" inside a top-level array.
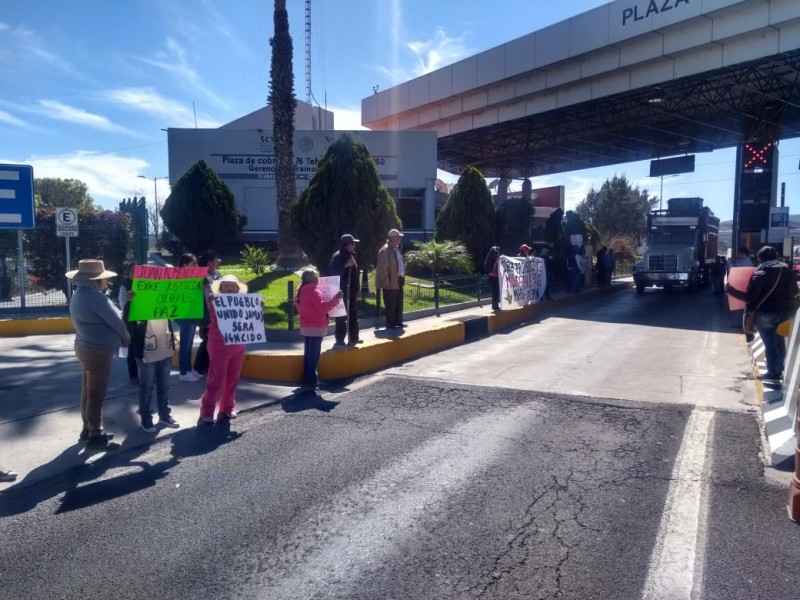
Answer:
[
  {"left": 85, "top": 433, "right": 120, "bottom": 451},
  {"left": 191, "top": 370, "right": 205, "bottom": 379},
  {"left": 197, "top": 417, "right": 214, "bottom": 428},
  {"left": 333, "top": 341, "right": 347, "bottom": 348},
  {"left": 0, "top": 468, "right": 18, "bottom": 482},
  {"left": 79, "top": 428, "right": 89, "bottom": 442},
  {"left": 158, "top": 416, "right": 180, "bottom": 429},
  {"left": 140, "top": 418, "right": 157, "bottom": 433},
  {"left": 348, "top": 339, "right": 363, "bottom": 346},
  {"left": 178, "top": 372, "right": 200, "bottom": 383},
  {"left": 216, "top": 411, "right": 237, "bottom": 421},
  {"left": 757, "top": 372, "right": 782, "bottom": 382}
]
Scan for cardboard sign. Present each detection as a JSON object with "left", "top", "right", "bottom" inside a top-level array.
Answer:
[
  {"left": 128, "top": 265, "right": 207, "bottom": 321},
  {"left": 213, "top": 293, "right": 266, "bottom": 345},
  {"left": 318, "top": 276, "right": 347, "bottom": 318},
  {"left": 727, "top": 266, "right": 755, "bottom": 310},
  {"left": 498, "top": 256, "right": 547, "bottom": 309}
]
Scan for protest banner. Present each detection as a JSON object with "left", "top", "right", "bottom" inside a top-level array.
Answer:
[
  {"left": 318, "top": 275, "right": 347, "bottom": 318},
  {"left": 128, "top": 265, "right": 207, "bottom": 321},
  {"left": 498, "top": 255, "right": 546, "bottom": 309},
  {"left": 726, "top": 266, "right": 755, "bottom": 310},
  {"left": 212, "top": 293, "right": 266, "bottom": 345}
]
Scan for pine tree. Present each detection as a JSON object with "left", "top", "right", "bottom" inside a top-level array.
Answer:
[
  {"left": 290, "top": 133, "right": 401, "bottom": 272},
  {"left": 434, "top": 165, "right": 496, "bottom": 266}
]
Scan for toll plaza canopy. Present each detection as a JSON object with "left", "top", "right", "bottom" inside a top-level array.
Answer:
[{"left": 361, "top": 0, "right": 800, "bottom": 179}]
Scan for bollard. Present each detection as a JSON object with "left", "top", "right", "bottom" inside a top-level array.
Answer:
[{"left": 788, "top": 412, "right": 800, "bottom": 523}]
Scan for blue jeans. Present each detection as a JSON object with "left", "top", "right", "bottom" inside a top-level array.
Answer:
[
  {"left": 756, "top": 309, "right": 794, "bottom": 377},
  {"left": 176, "top": 319, "right": 196, "bottom": 375},
  {"left": 136, "top": 357, "right": 172, "bottom": 419},
  {"left": 303, "top": 336, "right": 323, "bottom": 386}
]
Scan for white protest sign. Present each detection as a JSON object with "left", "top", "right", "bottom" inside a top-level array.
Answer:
[
  {"left": 318, "top": 275, "right": 347, "bottom": 318},
  {"left": 212, "top": 293, "right": 266, "bottom": 345},
  {"left": 498, "top": 255, "right": 547, "bottom": 309}
]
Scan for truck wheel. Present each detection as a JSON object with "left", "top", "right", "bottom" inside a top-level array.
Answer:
[{"left": 636, "top": 283, "right": 645, "bottom": 294}]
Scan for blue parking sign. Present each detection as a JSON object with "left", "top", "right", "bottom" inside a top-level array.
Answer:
[{"left": 0, "top": 164, "right": 35, "bottom": 229}]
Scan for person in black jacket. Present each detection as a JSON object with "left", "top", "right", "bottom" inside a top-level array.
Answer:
[
  {"left": 329, "top": 234, "right": 361, "bottom": 346},
  {"left": 483, "top": 246, "right": 501, "bottom": 311},
  {"left": 727, "top": 245, "right": 799, "bottom": 382}
]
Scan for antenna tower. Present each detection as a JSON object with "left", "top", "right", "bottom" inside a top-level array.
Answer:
[{"left": 305, "top": 0, "right": 311, "bottom": 103}]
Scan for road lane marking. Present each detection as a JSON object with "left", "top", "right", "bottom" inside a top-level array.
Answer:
[
  {"left": 642, "top": 408, "right": 713, "bottom": 600},
  {"left": 244, "top": 404, "right": 541, "bottom": 599}
]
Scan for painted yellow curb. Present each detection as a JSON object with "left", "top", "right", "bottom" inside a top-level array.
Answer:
[
  {"left": 240, "top": 320, "right": 465, "bottom": 383},
  {"left": 0, "top": 317, "right": 74, "bottom": 337}
]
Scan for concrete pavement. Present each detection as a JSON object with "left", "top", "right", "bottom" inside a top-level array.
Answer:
[{"left": 0, "top": 280, "right": 667, "bottom": 493}]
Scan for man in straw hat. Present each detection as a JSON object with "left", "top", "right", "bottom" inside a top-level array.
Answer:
[{"left": 67, "top": 259, "right": 131, "bottom": 451}]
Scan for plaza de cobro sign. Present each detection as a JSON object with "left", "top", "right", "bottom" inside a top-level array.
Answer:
[{"left": 127, "top": 265, "right": 207, "bottom": 321}]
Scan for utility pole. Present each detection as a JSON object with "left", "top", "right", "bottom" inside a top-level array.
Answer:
[{"left": 137, "top": 175, "right": 167, "bottom": 246}]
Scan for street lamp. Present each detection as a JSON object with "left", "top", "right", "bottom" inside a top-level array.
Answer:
[{"left": 138, "top": 175, "right": 168, "bottom": 243}]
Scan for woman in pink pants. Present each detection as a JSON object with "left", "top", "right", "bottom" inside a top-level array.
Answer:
[{"left": 198, "top": 275, "right": 248, "bottom": 426}]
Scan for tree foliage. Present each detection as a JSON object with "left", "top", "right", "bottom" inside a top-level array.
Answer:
[
  {"left": 270, "top": 0, "right": 302, "bottom": 268},
  {"left": 160, "top": 159, "right": 242, "bottom": 254},
  {"left": 404, "top": 240, "right": 474, "bottom": 277},
  {"left": 574, "top": 174, "right": 657, "bottom": 241},
  {"left": 35, "top": 178, "right": 97, "bottom": 210},
  {"left": 25, "top": 207, "right": 132, "bottom": 296},
  {"left": 497, "top": 197, "right": 533, "bottom": 250},
  {"left": 434, "top": 165, "right": 496, "bottom": 266},
  {"left": 290, "top": 133, "right": 401, "bottom": 272}
]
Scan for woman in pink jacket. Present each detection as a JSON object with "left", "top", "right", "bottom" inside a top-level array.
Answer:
[
  {"left": 198, "top": 274, "right": 248, "bottom": 426},
  {"left": 295, "top": 270, "right": 342, "bottom": 391}
]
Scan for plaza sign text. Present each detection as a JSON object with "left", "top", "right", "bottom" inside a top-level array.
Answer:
[{"left": 622, "top": 0, "right": 690, "bottom": 26}]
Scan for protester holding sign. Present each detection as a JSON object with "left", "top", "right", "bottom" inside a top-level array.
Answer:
[
  {"left": 193, "top": 250, "right": 222, "bottom": 377},
  {"left": 296, "top": 270, "right": 343, "bottom": 392},
  {"left": 124, "top": 299, "right": 179, "bottom": 433},
  {"left": 175, "top": 253, "right": 201, "bottom": 382},
  {"left": 198, "top": 275, "right": 248, "bottom": 426}
]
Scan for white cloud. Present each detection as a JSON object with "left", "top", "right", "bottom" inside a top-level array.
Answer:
[
  {"left": 0, "top": 110, "right": 26, "bottom": 127},
  {"left": 37, "top": 100, "right": 133, "bottom": 134},
  {"left": 378, "top": 27, "right": 472, "bottom": 84},
  {"left": 4, "top": 151, "right": 154, "bottom": 210},
  {"left": 100, "top": 87, "right": 219, "bottom": 128},
  {"left": 0, "top": 23, "right": 77, "bottom": 77},
  {"left": 141, "top": 37, "right": 231, "bottom": 112},
  {"left": 329, "top": 106, "right": 368, "bottom": 131}
]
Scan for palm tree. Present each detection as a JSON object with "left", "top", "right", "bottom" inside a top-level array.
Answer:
[
  {"left": 270, "top": 0, "right": 303, "bottom": 269},
  {"left": 405, "top": 240, "right": 475, "bottom": 314},
  {"left": 404, "top": 240, "right": 475, "bottom": 276}
]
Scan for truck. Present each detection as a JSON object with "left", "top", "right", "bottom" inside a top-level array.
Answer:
[{"left": 633, "top": 197, "right": 720, "bottom": 294}]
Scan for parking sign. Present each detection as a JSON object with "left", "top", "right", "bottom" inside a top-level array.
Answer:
[{"left": 0, "top": 164, "right": 35, "bottom": 229}]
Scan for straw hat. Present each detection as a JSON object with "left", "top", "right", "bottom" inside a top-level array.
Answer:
[
  {"left": 211, "top": 274, "right": 248, "bottom": 294},
  {"left": 65, "top": 259, "right": 117, "bottom": 281}
]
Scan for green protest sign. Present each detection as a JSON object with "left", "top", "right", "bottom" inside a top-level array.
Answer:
[{"left": 127, "top": 265, "right": 207, "bottom": 321}]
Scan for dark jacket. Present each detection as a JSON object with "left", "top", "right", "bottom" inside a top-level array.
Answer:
[
  {"left": 329, "top": 248, "right": 359, "bottom": 296},
  {"left": 483, "top": 247, "right": 499, "bottom": 276},
  {"left": 743, "top": 260, "right": 798, "bottom": 313}
]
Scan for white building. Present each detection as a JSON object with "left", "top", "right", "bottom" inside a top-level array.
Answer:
[{"left": 166, "top": 102, "right": 438, "bottom": 241}]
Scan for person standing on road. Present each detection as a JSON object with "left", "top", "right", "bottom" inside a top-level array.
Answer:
[
  {"left": 376, "top": 228, "right": 406, "bottom": 329},
  {"left": 175, "top": 253, "right": 201, "bottom": 382},
  {"left": 726, "top": 246, "right": 799, "bottom": 382},
  {"left": 483, "top": 245, "right": 501, "bottom": 311},
  {"left": 124, "top": 299, "right": 180, "bottom": 433},
  {"left": 595, "top": 246, "right": 607, "bottom": 287},
  {"left": 118, "top": 264, "right": 139, "bottom": 385},
  {"left": 193, "top": 250, "right": 222, "bottom": 377},
  {"left": 198, "top": 275, "right": 248, "bottom": 426},
  {"left": 603, "top": 247, "right": 616, "bottom": 286},
  {"left": 728, "top": 246, "right": 753, "bottom": 270},
  {"left": 329, "top": 234, "right": 361, "bottom": 346},
  {"left": 295, "top": 270, "right": 343, "bottom": 391},
  {"left": 67, "top": 259, "right": 131, "bottom": 451}
]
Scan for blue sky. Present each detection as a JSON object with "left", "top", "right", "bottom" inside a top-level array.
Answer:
[{"left": 1, "top": 0, "right": 798, "bottom": 221}]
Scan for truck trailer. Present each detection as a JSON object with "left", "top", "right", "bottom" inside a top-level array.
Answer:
[{"left": 633, "top": 197, "right": 720, "bottom": 293}]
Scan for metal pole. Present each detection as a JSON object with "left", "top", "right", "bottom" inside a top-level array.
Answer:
[
  {"left": 65, "top": 235, "right": 72, "bottom": 301},
  {"left": 17, "top": 229, "right": 25, "bottom": 311}
]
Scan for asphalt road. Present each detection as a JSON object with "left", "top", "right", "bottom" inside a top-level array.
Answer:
[{"left": 1, "top": 288, "right": 799, "bottom": 599}]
